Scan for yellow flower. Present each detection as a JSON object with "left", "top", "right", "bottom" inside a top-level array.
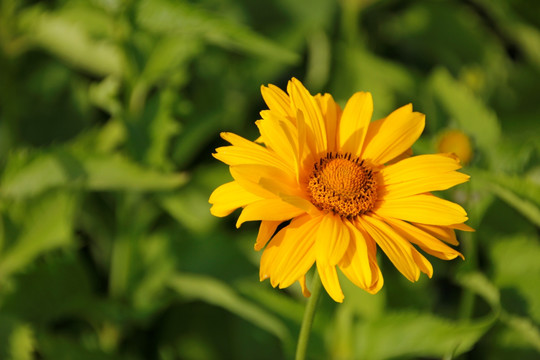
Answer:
[
  {"left": 209, "top": 78, "right": 472, "bottom": 302},
  {"left": 437, "top": 129, "right": 473, "bottom": 165}
]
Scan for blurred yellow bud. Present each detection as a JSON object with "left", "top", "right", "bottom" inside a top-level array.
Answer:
[{"left": 437, "top": 130, "right": 473, "bottom": 165}]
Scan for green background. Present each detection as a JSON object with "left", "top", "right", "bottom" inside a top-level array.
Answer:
[{"left": 1, "top": 0, "right": 540, "bottom": 359}]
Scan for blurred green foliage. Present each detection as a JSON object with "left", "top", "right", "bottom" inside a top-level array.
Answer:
[{"left": 1, "top": 0, "right": 540, "bottom": 359}]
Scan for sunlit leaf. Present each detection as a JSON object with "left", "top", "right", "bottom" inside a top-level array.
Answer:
[
  {"left": 158, "top": 187, "right": 216, "bottom": 233},
  {"left": 141, "top": 91, "right": 182, "bottom": 170},
  {"left": 456, "top": 271, "right": 501, "bottom": 310},
  {"left": 354, "top": 311, "right": 495, "bottom": 360},
  {"left": 136, "top": 0, "right": 299, "bottom": 64},
  {"left": 18, "top": 7, "right": 122, "bottom": 76},
  {"left": 0, "top": 191, "right": 77, "bottom": 281},
  {"left": 502, "top": 313, "right": 540, "bottom": 352},
  {"left": 237, "top": 281, "right": 306, "bottom": 325},
  {"left": 490, "top": 235, "right": 540, "bottom": 324},
  {"left": 132, "top": 232, "right": 176, "bottom": 311},
  {"left": 88, "top": 76, "right": 123, "bottom": 117},
  {"left": 141, "top": 35, "right": 201, "bottom": 86},
  {"left": 0, "top": 316, "right": 35, "bottom": 360},
  {"left": 169, "top": 273, "right": 291, "bottom": 345},
  {"left": 0, "top": 149, "right": 187, "bottom": 199},
  {"left": 430, "top": 68, "right": 501, "bottom": 152},
  {"left": 331, "top": 44, "right": 415, "bottom": 118}
]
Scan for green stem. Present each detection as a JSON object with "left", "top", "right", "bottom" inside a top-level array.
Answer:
[{"left": 295, "top": 271, "right": 323, "bottom": 360}]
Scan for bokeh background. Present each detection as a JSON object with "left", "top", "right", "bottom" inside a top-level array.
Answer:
[{"left": 1, "top": 0, "right": 540, "bottom": 359}]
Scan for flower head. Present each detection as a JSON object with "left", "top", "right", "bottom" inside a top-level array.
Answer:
[{"left": 209, "top": 78, "right": 472, "bottom": 302}]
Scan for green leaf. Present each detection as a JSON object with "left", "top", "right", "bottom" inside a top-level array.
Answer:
[
  {"left": 237, "top": 281, "right": 306, "bottom": 325},
  {"left": 490, "top": 235, "right": 540, "bottom": 324},
  {"left": 39, "top": 334, "right": 122, "bottom": 360},
  {"left": 354, "top": 311, "right": 495, "bottom": 360},
  {"left": 88, "top": 76, "right": 123, "bottom": 117},
  {"left": 172, "top": 114, "right": 220, "bottom": 169},
  {"left": 512, "top": 23, "right": 540, "bottom": 69},
  {"left": 141, "top": 35, "right": 201, "bottom": 86},
  {"left": 430, "top": 67, "right": 501, "bottom": 152},
  {"left": 0, "top": 148, "right": 187, "bottom": 199},
  {"left": 468, "top": 169, "right": 540, "bottom": 227},
  {"left": 1, "top": 253, "right": 94, "bottom": 324},
  {"left": 136, "top": 0, "right": 299, "bottom": 64},
  {"left": 456, "top": 271, "right": 501, "bottom": 310},
  {"left": 0, "top": 211, "right": 5, "bottom": 255},
  {"left": 339, "top": 271, "right": 386, "bottom": 320},
  {"left": 141, "top": 90, "right": 182, "bottom": 170},
  {"left": 169, "top": 273, "right": 291, "bottom": 345},
  {"left": 331, "top": 44, "right": 416, "bottom": 118},
  {"left": 488, "top": 137, "right": 537, "bottom": 173},
  {"left": 18, "top": 7, "right": 122, "bottom": 76},
  {"left": 158, "top": 187, "right": 216, "bottom": 233},
  {"left": 0, "top": 191, "right": 77, "bottom": 281},
  {"left": 502, "top": 313, "right": 540, "bottom": 352},
  {"left": 490, "top": 183, "right": 540, "bottom": 227},
  {"left": 461, "top": 237, "right": 540, "bottom": 352},
  {"left": 132, "top": 232, "right": 176, "bottom": 311},
  {"left": 83, "top": 153, "right": 187, "bottom": 191},
  {"left": 491, "top": 170, "right": 540, "bottom": 209},
  {"left": 0, "top": 316, "right": 35, "bottom": 360}
]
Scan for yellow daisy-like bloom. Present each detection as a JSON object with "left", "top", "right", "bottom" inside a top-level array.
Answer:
[{"left": 209, "top": 78, "right": 472, "bottom": 302}]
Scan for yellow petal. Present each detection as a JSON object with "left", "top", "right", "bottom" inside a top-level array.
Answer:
[
  {"left": 254, "top": 221, "right": 281, "bottom": 251},
  {"left": 298, "top": 275, "right": 311, "bottom": 297},
  {"left": 315, "top": 213, "right": 350, "bottom": 266},
  {"left": 230, "top": 164, "right": 299, "bottom": 199},
  {"left": 229, "top": 164, "right": 318, "bottom": 215},
  {"left": 256, "top": 116, "right": 297, "bottom": 171},
  {"left": 295, "top": 109, "right": 317, "bottom": 171},
  {"left": 276, "top": 194, "right": 320, "bottom": 215},
  {"left": 339, "top": 92, "right": 373, "bottom": 157},
  {"left": 381, "top": 154, "right": 470, "bottom": 199},
  {"left": 261, "top": 84, "right": 294, "bottom": 119},
  {"left": 214, "top": 132, "right": 293, "bottom": 173},
  {"left": 375, "top": 194, "right": 468, "bottom": 226},
  {"left": 382, "top": 172, "right": 470, "bottom": 199},
  {"left": 259, "top": 110, "right": 301, "bottom": 179},
  {"left": 412, "top": 250, "right": 434, "bottom": 279},
  {"left": 360, "top": 215, "right": 421, "bottom": 282},
  {"left": 412, "top": 223, "right": 459, "bottom": 246},
  {"left": 259, "top": 214, "right": 317, "bottom": 288},
  {"left": 450, "top": 223, "right": 475, "bottom": 232},
  {"left": 316, "top": 262, "right": 344, "bottom": 303},
  {"left": 236, "top": 198, "right": 305, "bottom": 227},
  {"left": 382, "top": 154, "right": 462, "bottom": 180},
  {"left": 278, "top": 237, "right": 318, "bottom": 289},
  {"left": 388, "top": 147, "right": 413, "bottom": 165},
  {"left": 363, "top": 233, "right": 384, "bottom": 294},
  {"left": 385, "top": 217, "right": 463, "bottom": 260},
  {"left": 315, "top": 93, "right": 342, "bottom": 153},
  {"left": 338, "top": 220, "right": 373, "bottom": 290},
  {"left": 288, "top": 78, "right": 327, "bottom": 156},
  {"left": 362, "top": 104, "right": 425, "bottom": 165},
  {"left": 209, "top": 181, "right": 261, "bottom": 217}
]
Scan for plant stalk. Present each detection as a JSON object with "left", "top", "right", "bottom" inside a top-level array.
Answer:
[{"left": 295, "top": 271, "right": 323, "bottom": 360}]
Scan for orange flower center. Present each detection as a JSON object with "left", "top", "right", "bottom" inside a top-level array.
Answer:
[{"left": 307, "top": 153, "right": 377, "bottom": 218}]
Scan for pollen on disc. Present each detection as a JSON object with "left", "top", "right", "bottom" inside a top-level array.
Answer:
[{"left": 307, "top": 153, "right": 377, "bottom": 218}]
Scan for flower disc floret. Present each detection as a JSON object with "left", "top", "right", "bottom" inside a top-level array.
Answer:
[{"left": 307, "top": 153, "right": 377, "bottom": 218}]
